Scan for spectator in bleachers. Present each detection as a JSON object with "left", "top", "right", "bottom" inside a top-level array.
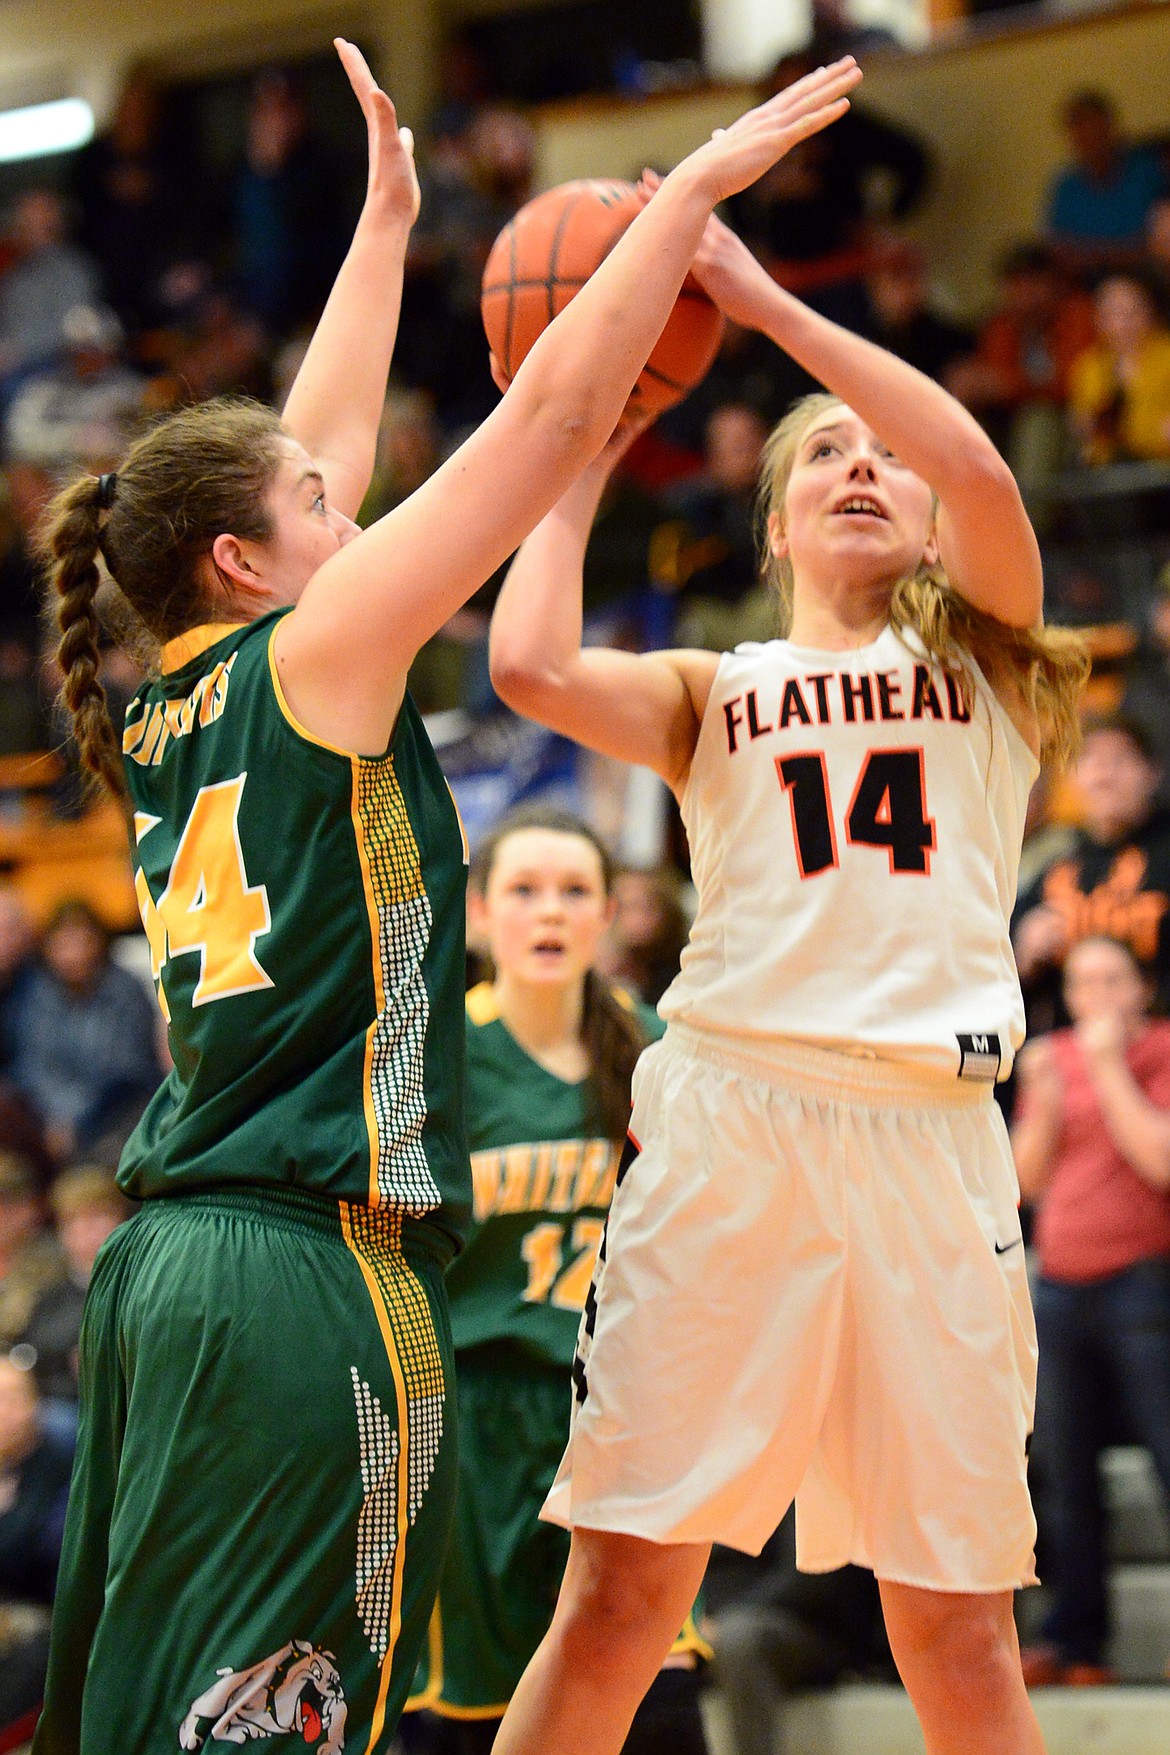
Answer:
[
  {"left": 230, "top": 67, "right": 348, "bottom": 337},
  {"left": 947, "top": 243, "right": 1094, "bottom": 489},
  {"left": 144, "top": 271, "right": 270, "bottom": 409},
  {"left": 5, "top": 303, "right": 146, "bottom": 478},
  {"left": 0, "top": 473, "right": 39, "bottom": 646},
  {"left": 401, "top": 105, "right": 532, "bottom": 432},
  {"left": 861, "top": 236, "right": 973, "bottom": 384},
  {"left": 0, "top": 1154, "right": 61, "bottom": 1353},
  {"left": 72, "top": 68, "right": 194, "bottom": 336},
  {"left": 1012, "top": 933, "right": 1170, "bottom": 1686},
  {"left": 596, "top": 865, "right": 690, "bottom": 1008},
  {"left": 0, "top": 889, "right": 37, "bottom": 1075},
  {"left": 727, "top": 50, "right": 929, "bottom": 333},
  {"left": 0, "top": 191, "right": 100, "bottom": 389},
  {"left": 0, "top": 1352, "right": 73, "bottom": 1739},
  {"left": 1067, "top": 270, "right": 1170, "bottom": 464},
  {"left": 1047, "top": 90, "right": 1167, "bottom": 276},
  {"left": 1121, "top": 565, "right": 1170, "bottom": 783},
  {"left": 651, "top": 399, "right": 772, "bottom": 650},
  {"left": 1148, "top": 195, "right": 1170, "bottom": 286},
  {"left": 708, "top": 1511, "right": 893, "bottom": 1755},
  {"left": 17, "top": 1166, "right": 132, "bottom": 1403},
  {"left": 9, "top": 899, "right": 161, "bottom": 1164},
  {"left": 1013, "top": 714, "right": 1170, "bottom": 1033}
]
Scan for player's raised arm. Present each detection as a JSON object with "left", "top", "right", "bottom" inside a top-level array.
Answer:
[
  {"left": 273, "top": 59, "right": 862, "bottom": 754},
  {"left": 279, "top": 41, "right": 419, "bottom": 521},
  {"left": 686, "top": 207, "right": 1043, "bottom": 630},
  {"left": 489, "top": 432, "right": 717, "bottom": 793}
]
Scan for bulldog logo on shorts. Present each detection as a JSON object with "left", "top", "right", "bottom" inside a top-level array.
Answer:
[{"left": 178, "top": 1640, "right": 347, "bottom": 1753}]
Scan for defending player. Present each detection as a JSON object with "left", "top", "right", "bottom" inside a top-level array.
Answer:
[
  {"left": 404, "top": 807, "right": 707, "bottom": 1755},
  {"left": 31, "top": 47, "right": 864, "bottom": 1755},
  {"left": 486, "top": 211, "right": 1089, "bottom": 1755}
]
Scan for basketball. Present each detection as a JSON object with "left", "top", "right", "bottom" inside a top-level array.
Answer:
[{"left": 481, "top": 179, "right": 725, "bottom": 421}]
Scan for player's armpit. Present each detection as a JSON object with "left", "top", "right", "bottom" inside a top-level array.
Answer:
[{"left": 493, "top": 646, "right": 718, "bottom": 793}]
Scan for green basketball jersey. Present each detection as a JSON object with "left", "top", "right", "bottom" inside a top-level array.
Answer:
[
  {"left": 447, "top": 983, "right": 663, "bottom": 1367},
  {"left": 119, "top": 612, "right": 471, "bottom": 1248}
]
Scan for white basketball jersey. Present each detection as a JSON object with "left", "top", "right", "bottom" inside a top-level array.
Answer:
[{"left": 659, "top": 626, "right": 1039, "bottom": 1081}]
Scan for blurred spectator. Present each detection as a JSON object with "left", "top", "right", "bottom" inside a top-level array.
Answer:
[
  {"left": 1068, "top": 270, "right": 1170, "bottom": 464},
  {"left": 361, "top": 389, "right": 444, "bottom": 522},
  {"left": 862, "top": 237, "right": 973, "bottom": 383},
  {"left": 1012, "top": 934, "right": 1170, "bottom": 1685},
  {"left": 144, "top": 268, "right": 270, "bottom": 408},
  {"left": 0, "top": 473, "right": 39, "bottom": 646},
  {"left": 652, "top": 401, "right": 772, "bottom": 651},
  {"left": 804, "top": 0, "right": 901, "bottom": 62},
  {"left": 597, "top": 865, "right": 690, "bottom": 1007},
  {"left": 0, "top": 1354, "right": 72, "bottom": 1604},
  {"left": 1147, "top": 195, "right": 1170, "bottom": 287},
  {"left": 0, "top": 190, "right": 100, "bottom": 386},
  {"left": 429, "top": 28, "right": 493, "bottom": 144},
  {"left": 0, "top": 1353, "right": 72, "bottom": 1737},
  {"left": 1018, "top": 764, "right": 1078, "bottom": 899},
  {"left": 0, "top": 891, "right": 36, "bottom": 1074},
  {"left": 727, "top": 51, "right": 929, "bottom": 332},
  {"left": 707, "top": 1511, "right": 894, "bottom": 1755},
  {"left": 1047, "top": 91, "right": 1166, "bottom": 276},
  {"left": 947, "top": 243, "right": 1094, "bottom": 490},
  {"left": 1122, "top": 568, "right": 1170, "bottom": 779},
  {"left": 72, "top": 68, "right": 194, "bottom": 334},
  {"left": 5, "top": 304, "right": 145, "bottom": 476},
  {"left": 402, "top": 106, "right": 532, "bottom": 430},
  {"left": 0, "top": 1155, "right": 61, "bottom": 1352},
  {"left": 231, "top": 67, "right": 348, "bottom": 336},
  {"left": 1013, "top": 714, "right": 1170, "bottom": 1032},
  {"left": 17, "top": 1166, "right": 132, "bottom": 1402},
  {"left": 9, "top": 899, "right": 161, "bottom": 1164}
]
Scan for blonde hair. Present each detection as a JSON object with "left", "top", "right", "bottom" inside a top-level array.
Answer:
[{"left": 758, "top": 393, "right": 1090, "bottom": 765}]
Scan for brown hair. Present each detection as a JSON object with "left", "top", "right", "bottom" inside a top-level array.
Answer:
[
  {"left": 758, "top": 393, "right": 1090, "bottom": 765},
  {"left": 470, "top": 805, "right": 649, "bottom": 1145},
  {"left": 36, "top": 397, "right": 287, "bottom": 804}
]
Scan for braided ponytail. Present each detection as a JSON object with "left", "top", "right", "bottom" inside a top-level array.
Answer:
[{"left": 37, "top": 474, "right": 128, "bottom": 805}]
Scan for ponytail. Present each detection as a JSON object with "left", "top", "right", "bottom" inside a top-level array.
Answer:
[
  {"left": 37, "top": 475, "right": 128, "bottom": 805},
  {"left": 580, "top": 968, "right": 652, "bottom": 1145}
]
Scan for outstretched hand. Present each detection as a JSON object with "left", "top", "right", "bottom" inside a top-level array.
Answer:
[
  {"left": 336, "top": 38, "right": 420, "bottom": 227},
  {"left": 680, "top": 58, "right": 861, "bottom": 207}
]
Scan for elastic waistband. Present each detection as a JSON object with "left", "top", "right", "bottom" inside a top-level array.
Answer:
[
  {"left": 664, "top": 1021, "right": 992, "bottom": 1110},
  {"left": 135, "top": 1185, "right": 455, "bottom": 1269}
]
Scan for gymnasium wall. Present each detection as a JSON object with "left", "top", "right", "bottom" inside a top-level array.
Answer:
[
  {"left": 0, "top": 0, "right": 1167, "bottom": 315},
  {"left": 534, "top": 2, "right": 1170, "bottom": 315}
]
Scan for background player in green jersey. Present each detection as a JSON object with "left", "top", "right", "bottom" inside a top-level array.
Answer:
[
  {"left": 31, "top": 38, "right": 863, "bottom": 1755},
  {"left": 404, "top": 806, "right": 708, "bottom": 1755}
]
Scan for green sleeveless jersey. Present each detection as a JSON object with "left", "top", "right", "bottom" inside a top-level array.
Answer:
[
  {"left": 447, "top": 983, "right": 663, "bottom": 1366},
  {"left": 118, "top": 612, "right": 471, "bottom": 1247}
]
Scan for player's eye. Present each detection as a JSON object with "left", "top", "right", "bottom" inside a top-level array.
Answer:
[
  {"left": 808, "top": 439, "right": 835, "bottom": 459},
  {"left": 313, "top": 493, "right": 327, "bottom": 514}
]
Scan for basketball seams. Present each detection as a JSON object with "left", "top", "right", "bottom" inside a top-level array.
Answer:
[{"left": 481, "top": 177, "right": 723, "bottom": 414}]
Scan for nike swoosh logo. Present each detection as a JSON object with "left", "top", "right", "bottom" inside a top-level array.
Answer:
[{"left": 995, "top": 1237, "right": 1024, "bottom": 1255}]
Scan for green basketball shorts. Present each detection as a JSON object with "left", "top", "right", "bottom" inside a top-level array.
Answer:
[
  {"left": 407, "top": 1352, "right": 707, "bottom": 1718},
  {"left": 34, "top": 1186, "right": 458, "bottom": 1755}
]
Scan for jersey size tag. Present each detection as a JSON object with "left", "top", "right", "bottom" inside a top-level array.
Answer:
[{"left": 956, "top": 1032, "right": 1002, "bottom": 1082}]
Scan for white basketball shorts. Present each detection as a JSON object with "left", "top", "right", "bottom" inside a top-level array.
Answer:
[{"left": 543, "top": 1022, "right": 1038, "bottom": 1593}]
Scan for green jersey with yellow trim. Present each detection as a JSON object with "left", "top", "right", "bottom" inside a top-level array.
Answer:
[
  {"left": 118, "top": 610, "right": 471, "bottom": 1247},
  {"left": 448, "top": 982, "right": 663, "bottom": 1366}
]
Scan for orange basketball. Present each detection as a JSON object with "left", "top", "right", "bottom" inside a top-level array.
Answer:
[{"left": 481, "top": 179, "right": 725, "bottom": 421}]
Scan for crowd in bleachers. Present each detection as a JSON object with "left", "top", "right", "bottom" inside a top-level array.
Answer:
[{"left": 2, "top": 17, "right": 1170, "bottom": 1747}]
